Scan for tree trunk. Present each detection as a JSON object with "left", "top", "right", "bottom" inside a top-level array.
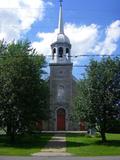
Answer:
[
  {"left": 7, "top": 123, "right": 11, "bottom": 136},
  {"left": 9, "top": 127, "right": 16, "bottom": 143},
  {"left": 7, "top": 122, "right": 16, "bottom": 143},
  {"left": 100, "top": 130, "right": 107, "bottom": 143},
  {"left": 10, "top": 132, "right": 15, "bottom": 143}
]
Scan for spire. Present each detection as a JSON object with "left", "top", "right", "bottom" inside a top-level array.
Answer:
[{"left": 58, "top": 0, "right": 64, "bottom": 34}]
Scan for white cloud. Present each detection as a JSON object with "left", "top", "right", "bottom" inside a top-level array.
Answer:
[
  {"left": 32, "top": 23, "right": 99, "bottom": 56},
  {"left": 0, "top": 0, "right": 119, "bottom": 63},
  {"left": 0, "top": 0, "right": 52, "bottom": 41},
  {"left": 46, "top": 1, "right": 54, "bottom": 7},
  {"left": 33, "top": 20, "right": 120, "bottom": 64},
  {"left": 94, "top": 20, "right": 120, "bottom": 55},
  {"left": 0, "top": 32, "right": 7, "bottom": 40},
  {"left": 32, "top": 29, "right": 58, "bottom": 55},
  {"left": 65, "top": 23, "right": 99, "bottom": 55}
]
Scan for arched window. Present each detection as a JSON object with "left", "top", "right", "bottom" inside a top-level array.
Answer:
[
  {"left": 57, "top": 85, "right": 65, "bottom": 102},
  {"left": 52, "top": 48, "right": 56, "bottom": 60},
  {"left": 59, "top": 47, "right": 63, "bottom": 57},
  {"left": 57, "top": 85, "right": 64, "bottom": 99},
  {"left": 66, "top": 48, "right": 70, "bottom": 60},
  {"left": 66, "top": 48, "right": 69, "bottom": 53},
  {"left": 53, "top": 48, "right": 56, "bottom": 54}
]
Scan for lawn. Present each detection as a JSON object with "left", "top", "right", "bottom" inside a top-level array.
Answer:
[
  {"left": 66, "top": 133, "right": 120, "bottom": 156},
  {"left": 0, "top": 133, "right": 52, "bottom": 156}
]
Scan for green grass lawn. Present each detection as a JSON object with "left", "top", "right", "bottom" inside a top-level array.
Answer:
[
  {"left": 0, "top": 133, "right": 52, "bottom": 156},
  {"left": 66, "top": 133, "right": 120, "bottom": 156}
]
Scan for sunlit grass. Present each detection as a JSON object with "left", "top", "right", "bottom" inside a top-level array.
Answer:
[
  {"left": 0, "top": 133, "right": 52, "bottom": 156},
  {"left": 66, "top": 133, "right": 120, "bottom": 156}
]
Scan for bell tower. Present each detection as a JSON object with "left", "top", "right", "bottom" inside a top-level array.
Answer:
[
  {"left": 51, "top": 0, "right": 71, "bottom": 64},
  {"left": 49, "top": 0, "right": 73, "bottom": 131}
]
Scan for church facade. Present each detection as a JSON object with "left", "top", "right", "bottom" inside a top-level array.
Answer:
[
  {"left": 40, "top": 1, "right": 85, "bottom": 131},
  {"left": 48, "top": 1, "right": 79, "bottom": 131}
]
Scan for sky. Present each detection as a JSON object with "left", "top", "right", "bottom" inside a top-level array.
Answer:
[{"left": 0, "top": 0, "right": 120, "bottom": 79}]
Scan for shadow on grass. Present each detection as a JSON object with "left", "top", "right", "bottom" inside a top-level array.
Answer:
[
  {"left": 95, "top": 140, "right": 120, "bottom": 147},
  {"left": 0, "top": 133, "right": 52, "bottom": 149},
  {"left": 66, "top": 133, "right": 120, "bottom": 148},
  {"left": 66, "top": 133, "right": 86, "bottom": 137},
  {"left": 66, "top": 141, "right": 90, "bottom": 147},
  {"left": 67, "top": 140, "right": 120, "bottom": 148}
]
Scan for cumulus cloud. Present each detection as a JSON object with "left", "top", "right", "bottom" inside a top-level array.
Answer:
[
  {"left": 0, "top": 0, "right": 52, "bottom": 41},
  {"left": 65, "top": 23, "right": 99, "bottom": 55},
  {"left": 94, "top": 20, "right": 120, "bottom": 55},
  {"left": 33, "top": 20, "right": 120, "bottom": 64},
  {"left": 32, "top": 29, "right": 58, "bottom": 56},
  {"left": 0, "top": 0, "right": 119, "bottom": 64},
  {"left": 32, "top": 23, "right": 99, "bottom": 56}
]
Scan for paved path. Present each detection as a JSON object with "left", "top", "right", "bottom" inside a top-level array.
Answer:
[
  {"left": 0, "top": 133, "right": 120, "bottom": 159},
  {"left": 0, "top": 156, "right": 120, "bottom": 160},
  {"left": 32, "top": 133, "right": 71, "bottom": 156}
]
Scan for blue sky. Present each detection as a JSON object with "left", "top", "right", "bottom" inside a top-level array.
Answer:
[
  {"left": 0, "top": 0, "right": 120, "bottom": 79},
  {"left": 27, "top": 0, "right": 120, "bottom": 40}
]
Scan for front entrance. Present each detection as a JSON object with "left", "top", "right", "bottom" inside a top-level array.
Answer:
[{"left": 57, "top": 108, "right": 65, "bottom": 131}]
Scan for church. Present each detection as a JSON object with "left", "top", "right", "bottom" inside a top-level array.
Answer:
[{"left": 40, "top": 1, "right": 85, "bottom": 131}]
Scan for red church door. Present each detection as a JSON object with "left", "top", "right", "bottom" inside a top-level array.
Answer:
[{"left": 57, "top": 108, "right": 65, "bottom": 131}]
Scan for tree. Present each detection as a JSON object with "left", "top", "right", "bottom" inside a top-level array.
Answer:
[
  {"left": 75, "top": 57, "right": 120, "bottom": 142},
  {"left": 0, "top": 40, "right": 49, "bottom": 142},
  {"left": 107, "top": 71, "right": 120, "bottom": 133}
]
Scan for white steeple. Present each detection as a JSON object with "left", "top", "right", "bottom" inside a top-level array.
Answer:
[
  {"left": 58, "top": 0, "right": 64, "bottom": 34},
  {"left": 57, "top": 0, "right": 70, "bottom": 44},
  {"left": 51, "top": 0, "right": 71, "bottom": 63}
]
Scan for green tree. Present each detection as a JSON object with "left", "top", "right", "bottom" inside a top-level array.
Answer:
[
  {"left": 75, "top": 57, "right": 120, "bottom": 142},
  {"left": 0, "top": 40, "right": 49, "bottom": 142}
]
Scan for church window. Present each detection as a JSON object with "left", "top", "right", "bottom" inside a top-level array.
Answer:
[
  {"left": 57, "top": 85, "right": 64, "bottom": 101},
  {"left": 53, "top": 48, "right": 56, "bottom": 53},
  {"left": 52, "top": 48, "right": 56, "bottom": 59},
  {"left": 59, "top": 47, "right": 63, "bottom": 57},
  {"left": 66, "top": 48, "right": 69, "bottom": 53},
  {"left": 66, "top": 48, "right": 70, "bottom": 60}
]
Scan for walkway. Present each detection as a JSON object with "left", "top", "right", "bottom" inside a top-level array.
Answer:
[
  {"left": 32, "top": 133, "right": 71, "bottom": 156},
  {"left": 1, "top": 133, "right": 119, "bottom": 159}
]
